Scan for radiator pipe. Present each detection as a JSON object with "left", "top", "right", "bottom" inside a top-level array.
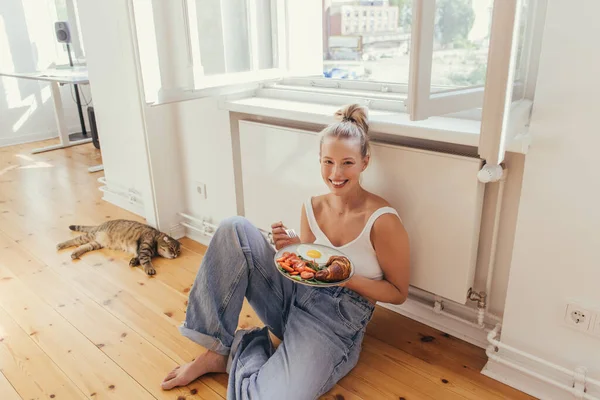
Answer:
[
  {"left": 178, "top": 212, "right": 218, "bottom": 236},
  {"left": 487, "top": 324, "right": 600, "bottom": 400},
  {"left": 467, "top": 164, "right": 507, "bottom": 314},
  {"left": 97, "top": 177, "right": 143, "bottom": 203},
  {"left": 485, "top": 166, "right": 508, "bottom": 312},
  {"left": 433, "top": 297, "right": 486, "bottom": 329}
]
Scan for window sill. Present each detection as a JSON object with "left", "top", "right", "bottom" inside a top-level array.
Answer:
[{"left": 220, "top": 95, "right": 532, "bottom": 154}]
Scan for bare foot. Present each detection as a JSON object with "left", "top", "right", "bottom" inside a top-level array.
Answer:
[{"left": 161, "top": 350, "right": 227, "bottom": 390}]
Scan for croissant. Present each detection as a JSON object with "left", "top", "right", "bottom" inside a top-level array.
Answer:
[{"left": 315, "top": 256, "right": 351, "bottom": 282}]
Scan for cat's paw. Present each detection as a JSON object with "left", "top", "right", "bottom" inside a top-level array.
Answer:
[
  {"left": 144, "top": 265, "right": 156, "bottom": 275},
  {"left": 71, "top": 253, "right": 80, "bottom": 260},
  {"left": 129, "top": 257, "right": 140, "bottom": 267}
]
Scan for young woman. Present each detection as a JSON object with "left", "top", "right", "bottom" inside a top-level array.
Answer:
[{"left": 161, "top": 104, "right": 410, "bottom": 399}]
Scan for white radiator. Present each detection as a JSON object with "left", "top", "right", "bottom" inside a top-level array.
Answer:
[{"left": 238, "top": 120, "right": 484, "bottom": 304}]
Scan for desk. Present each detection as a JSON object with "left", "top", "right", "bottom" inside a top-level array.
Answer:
[{"left": 0, "top": 67, "right": 103, "bottom": 172}]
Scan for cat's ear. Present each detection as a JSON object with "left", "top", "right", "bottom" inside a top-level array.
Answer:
[{"left": 163, "top": 236, "right": 170, "bottom": 242}]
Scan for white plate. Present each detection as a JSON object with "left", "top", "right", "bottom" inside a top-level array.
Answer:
[{"left": 273, "top": 243, "right": 355, "bottom": 287}]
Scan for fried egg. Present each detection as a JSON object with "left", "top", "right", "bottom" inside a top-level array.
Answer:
[{"left": 296, "top": 244, "right": 331, "bottom": 264}]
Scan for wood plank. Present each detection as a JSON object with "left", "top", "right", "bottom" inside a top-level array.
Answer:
[
  {"left": 0, "top": 265, "right": 154, "bottom": 400},
  {"left": 319, "top": 385, "right": 363, "bottom": 400},
  {"left": 351, "top": 350, "right": 466, "bottom": 400},
  {"left": 373, "top": 307, "right": 489, "bottom": 363},
  {"left": 348, "top": 362, "right": 436, "bottom": 400},
  {"left": 0, "top": 207, "right": 189, "bottom": 327},
  {"left": 0, "top": 234, "right": 221, "bottom": 400},
  {"left": 0, "top": 220, "right": 226, "bottom": 397},
  {"left": 179, "top": 237, "right": 208, "bottom": 256},
  {"left": 361, "top": 336, "right": 533, "bottom": 400},
  {"left": 0, "top": 371, "right": 22, "bottom": 400},
  {"left": 0, "top": 306, "right": 85, "bottom": 400},
  {"left": 336, "top": 370, "right": 394, "bottom": 400},
  {"left": 367, "top": 308, "right": 487, "bottom": 370}
]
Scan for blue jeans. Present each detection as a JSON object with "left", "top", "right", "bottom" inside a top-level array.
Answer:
[{"left": 179, "top": 216, "right": 375, "bottom": 400}]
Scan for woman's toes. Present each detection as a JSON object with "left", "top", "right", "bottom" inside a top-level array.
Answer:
[
  {"left": 162, "top": 367, "right": 179, "bottom": 383},
  {"left": 161, "top": 376, "right": 181, "bottom": 390}
]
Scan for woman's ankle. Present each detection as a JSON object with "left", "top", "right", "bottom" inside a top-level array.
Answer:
[{"left": 194, "top": 349, "right": 227, "bottom": 373}]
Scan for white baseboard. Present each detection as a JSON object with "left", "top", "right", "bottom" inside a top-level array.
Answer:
[
  {"left": 169, "top": 223, "right": 187, "bottom": 240},
  {"left": 0, "top": 132, "right": 57, "bottom": 148},
  {"left": 0, "top": 123, "right": 94, "bottom": 149},
  {"left": 101, "top": 191, "right": 145, "bottom": 217},
  {"left": 482, "top": 351, "right": 600, "bottom": 400},
  {"left": 184, "top": 227, "right": 212, "bottom": 247},
  {"left": 482, "top": 359, "right": 566, "bottom": 400}
]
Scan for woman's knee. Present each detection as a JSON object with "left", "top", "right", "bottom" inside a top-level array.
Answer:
[
  {"left": 215, "top": 216, "right": 265, "bottom": 245},
  {"left": 217, "top": 216, "right": 255, "bottom": 235}
]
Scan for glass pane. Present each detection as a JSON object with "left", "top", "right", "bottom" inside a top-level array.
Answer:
[
  {"left": 430, "top": 0, "right": 493, "bottom": 90},
  {"left": 55, "top": 0, "right": 69, "bottom": 19},
  {"left": 132, "top": 0, "right": 161, "bottom": 103},
  {"left": 71, "top": 0, "right": 85, "bottom": 56},
  {"left": 255, "top": 0, "right": 275, "bottom": 70},
  {"left": 511, "top": 0, "right": 530, "bottom": 100},
  {"left": 51, "top": 0, "right": 85, "bottom": 62},
  {"left": 323, "top": 0, "right": 413, "bottom": 82},
  {"left": 190, "top": 0, "right": 275, "bottom": 76}
]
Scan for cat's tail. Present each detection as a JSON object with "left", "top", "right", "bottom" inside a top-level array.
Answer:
[{"left": 69, "top": 225, "right": 96, "bottom": 233}]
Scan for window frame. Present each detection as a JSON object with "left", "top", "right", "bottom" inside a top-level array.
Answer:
[
  {"left": 184, "top": 0, "right": 288, "bottom": 91},
  {"left": 132, "top": 0, "right": 543, "bottom": 141},
  {"left": 53, "top": 0, "right": 86, "bottom": 65},
  {"left": 479, "top": 0, "right": 527, "bottom": 165}
]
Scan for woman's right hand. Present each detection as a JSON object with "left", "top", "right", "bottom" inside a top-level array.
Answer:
[{"left": 271, "top": 221, "right": 300, "bottom": 250}]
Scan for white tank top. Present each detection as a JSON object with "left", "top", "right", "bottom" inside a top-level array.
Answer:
[{"left": 304, "top": 197, "right": 402, "bottom": 280}]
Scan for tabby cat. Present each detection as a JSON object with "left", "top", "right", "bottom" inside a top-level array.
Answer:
[{"left": 56, "top": 219, "right": 181, "bottom": 275}]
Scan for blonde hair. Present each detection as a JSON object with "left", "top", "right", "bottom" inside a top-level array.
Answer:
[{"left": 320, "top": 104, "right": 370, "bottom": 158}]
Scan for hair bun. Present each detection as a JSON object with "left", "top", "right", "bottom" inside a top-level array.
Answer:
[{"left": 334, "top": 104, "right": 369, "bottom": 135}]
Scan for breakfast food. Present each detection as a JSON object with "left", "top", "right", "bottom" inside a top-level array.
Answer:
[
  {"left": 315, "top": 255, "right": 352, "bottom": 282},
  {"left": 295, "top": 244, "right": 332, "bottom": 264},
  {"left": 276, "top": 250, "right": 352, "bottom": 284}
]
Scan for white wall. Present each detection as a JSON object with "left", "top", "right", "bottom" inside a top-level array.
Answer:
[
  {"left": 76, "top": 0, "right": 156, "bottom": 223},
  {"left": 501, "top": 0, "right": 600, "bottom": 379},
  {"left": 76, "top": 0, "right": 233, "bottom": 234},
  {"left": 177, "top": 98, "right": 237, "bottom": 225},
  {"left": 0, "top": 0, "right": 91, "bottom": 147}
]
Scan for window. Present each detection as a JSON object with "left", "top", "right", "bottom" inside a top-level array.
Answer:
[
  {"left": 323, "top": 1, "right": 412, "bottom": 85},
  {"left": 53, "top": 0, "right": 85, "bottom": 64},
  {"left": 131, "top": 0, "right": 312, "bottom": 103},
  {"left": 131, "top": 0, "right": 542, "bottom": 163},
  {"left": 430, "top": 0, "right": 493, "bottom": 89}
]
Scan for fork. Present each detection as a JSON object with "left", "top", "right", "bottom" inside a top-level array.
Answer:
[{"left": 285, "top": 228, "right": 298, "bottom": 239}]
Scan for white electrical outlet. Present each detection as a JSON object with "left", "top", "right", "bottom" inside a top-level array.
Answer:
[
  {"left": 196, "top": 182, "right": 207, "bottom": 199},
  {"left": 127, "top": 189, "right": 138, "bottom": 204},
  {"left": 564, "top": 303, "right": 593, "bottom": 331}
]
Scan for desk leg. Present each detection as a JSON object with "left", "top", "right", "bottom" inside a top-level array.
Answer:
[
  {"left": 52, "top": 81, "right": 69, "bottom": 145},
  {"left": 31, "top": 81, "right": 92, "bottom": 154}
]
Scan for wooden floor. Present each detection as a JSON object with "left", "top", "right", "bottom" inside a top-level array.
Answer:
[{"left": 0, "top": 140, "right": 534, "bottom": 400}]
